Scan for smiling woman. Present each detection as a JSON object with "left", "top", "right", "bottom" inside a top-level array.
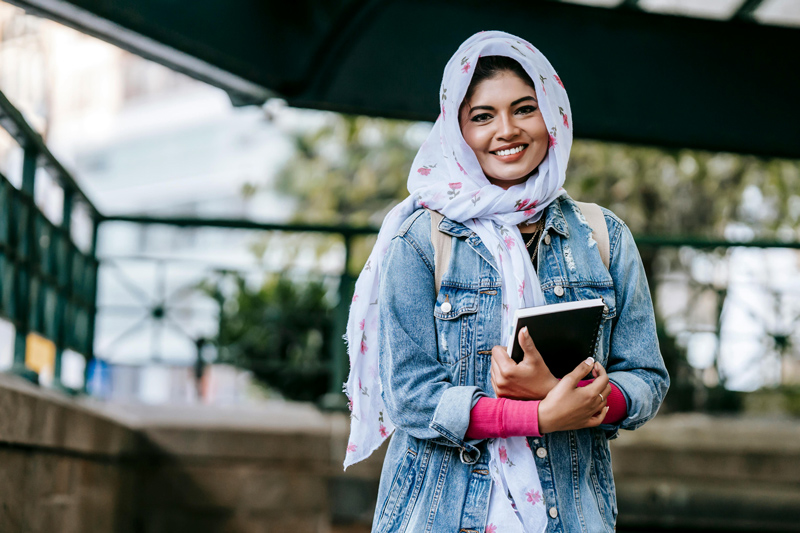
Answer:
[
  {"left": 459, "top": 57, "right": 550, "bottom": 189},
  {"left": 343, "top": 30, "right": 668, "bottom": 533}
]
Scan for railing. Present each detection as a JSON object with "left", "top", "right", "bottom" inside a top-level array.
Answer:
[{"left": 0, "top": 89, "right": 99, "bottom": 389}]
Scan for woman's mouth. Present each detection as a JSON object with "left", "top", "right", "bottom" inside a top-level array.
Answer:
[{"left": 490, "top": 144, "right": 528, "bottom": 162}]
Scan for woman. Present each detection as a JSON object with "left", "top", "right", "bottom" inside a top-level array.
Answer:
[{"left": 344, "top": 31, "right": 669, "bottom": 533}]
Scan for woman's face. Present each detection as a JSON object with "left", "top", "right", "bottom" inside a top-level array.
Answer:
[{"left": 459, "top": 72, "right": 549, "bottom": 189}]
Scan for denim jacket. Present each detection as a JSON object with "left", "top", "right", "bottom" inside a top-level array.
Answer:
[{"left": 374, "top": 193, "right": 669, "bottom": 533}]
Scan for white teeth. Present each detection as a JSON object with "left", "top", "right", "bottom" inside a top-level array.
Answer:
[{"left": 494, "top": 145, "right": 525, "bottom": 156}]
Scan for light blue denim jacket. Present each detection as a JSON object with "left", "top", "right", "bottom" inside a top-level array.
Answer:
[{"left": 374, "top": 193, "right": 669, "bottom": 533}]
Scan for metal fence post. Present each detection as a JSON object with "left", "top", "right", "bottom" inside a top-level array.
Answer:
[
  {"left": 52, "top": 190, "right": 73, "bottom": 390},
  {"left": 83, "top": 219, "right": 100, "bottom": 394},
  {"left": 11, "top": 144, "right": 38, "bottom": 382},
  {"left": 320, "top": 233, "right": 354, "bottom": 410}
]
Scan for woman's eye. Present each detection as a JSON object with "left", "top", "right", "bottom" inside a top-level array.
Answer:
[
  {"left": 516, "top": 105, "right": 538, "bottom": 115},
  {"left": 471, "top": 113, "right": 492, "bottom": 123}
]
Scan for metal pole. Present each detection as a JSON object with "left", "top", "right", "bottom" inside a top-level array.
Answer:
[
  {"left": 52, "top": 191, "right": 73, "bottom": 390},
  {"left": 11, "top": 145, "right": 38, "bottom": 382},
  {"left": 320, "top": 234, "right": 354, "bottom": 410},
  {"left": 83, "top": 219, "right": 100, "bottom": 393}
]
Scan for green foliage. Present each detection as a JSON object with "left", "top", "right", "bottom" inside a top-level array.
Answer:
[
  {"left": 199, "top": 272, "right": 334, "bottom": 402},
  {"left": 276, "top": 113, "right": 421, "bottom": 226},
  {"left": 567, "top": 141, "right": 800, "bottom": 239}
]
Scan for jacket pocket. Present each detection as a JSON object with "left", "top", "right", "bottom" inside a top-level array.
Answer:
[
  {"left": 375, "top": 447, "right": 418, "bottom": 533},
  {"left": 433, "top": 285, "right": 479, "bottom": 365}
]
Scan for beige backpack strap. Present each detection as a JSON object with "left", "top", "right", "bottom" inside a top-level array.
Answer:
[
  {"left": 574, "top": 201, "right": 610, "bottom": 270},
  {"left": 427, "top": 209, "right": 451, "bottom": 295}
]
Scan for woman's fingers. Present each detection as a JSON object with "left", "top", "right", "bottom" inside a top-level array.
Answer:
[
  {"left": 561, "top": 356, "right": 596, "bottom": 387},
  {"left": 518, "top": 327, "right": 542, "bottom": 363}
]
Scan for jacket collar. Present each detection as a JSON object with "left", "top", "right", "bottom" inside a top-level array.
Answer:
[
  {"left": 543, "top": 193, "right": 570, "bottom": 238},
  {"left": 436, "top": 193, "right": 571, "bottom": 239}
]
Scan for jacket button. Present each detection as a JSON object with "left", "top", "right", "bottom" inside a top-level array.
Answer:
[
  {"left": 536, "top": 447, "right": 547, "bottom": 458},
  {"left": 441, "top": 302, "right": 452, "bottom": 313},
  {"left": 549, "top": 507, "right": 558, "bottom": 519},
  {"left": 544, "top": 233, "right": 551, "bottom": 245},
  {"left": 554, "top": 286, "right": 564, "bottom": 297}
]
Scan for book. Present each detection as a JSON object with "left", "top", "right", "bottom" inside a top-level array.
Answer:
[{"left": 505, "top": 298, "right": 605, "bottom": 378}]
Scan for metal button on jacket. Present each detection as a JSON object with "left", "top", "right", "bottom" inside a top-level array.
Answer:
[
  {"left": 549, "top": 507, "right": 558, "bottom": 519},
  {"left": 441, "top": 302, "right": 452, "bottom": 313},
  {"left": 536, "top": 447, "right": 547, "bottom": 458},
  {"left": 554, "top": 285, "right": 564, "bottom": 297}
]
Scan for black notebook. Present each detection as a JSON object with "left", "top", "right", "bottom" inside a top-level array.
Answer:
[{"left": 505, "top": 298, "right": 605, "bottom": 378}]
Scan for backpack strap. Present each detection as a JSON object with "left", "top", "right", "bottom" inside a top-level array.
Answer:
[
  {"left": 427, "top": 209, "right": 451, "bottom": 296},
  {"left": 574, "top": 201, "right": 610, "bottom": 270}
]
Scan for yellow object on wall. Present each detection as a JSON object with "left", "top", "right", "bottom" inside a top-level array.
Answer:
[{"left": 25, "top": 332, "right": 56, "bottom": 375}]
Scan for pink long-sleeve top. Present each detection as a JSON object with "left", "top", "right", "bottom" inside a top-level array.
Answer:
[{"left": 465, "top": 381, "right": 627, "bottom": 439}]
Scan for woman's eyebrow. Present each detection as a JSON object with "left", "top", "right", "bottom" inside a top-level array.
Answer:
[
  {"left": 470, "top": 95, "right": 538, "bottom": 114},
  {"left": 511, "top": 95, "right": 537, "bottom": 106}
]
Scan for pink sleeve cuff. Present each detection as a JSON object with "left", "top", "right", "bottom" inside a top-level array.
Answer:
[
  {"left": 466, "top": 397, "right": 542, "bottom": 440},
  {"left": 577, "top": 380, "right": 628, "bottom": 425}
]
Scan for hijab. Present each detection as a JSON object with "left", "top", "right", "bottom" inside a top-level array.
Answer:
[{"left": 344, "top": 30, "right": 573, "bottom": 531}]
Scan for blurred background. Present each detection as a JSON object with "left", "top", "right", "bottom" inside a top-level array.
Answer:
[{"left": 0, "top": 0, "right": 799, "bottom": 531}]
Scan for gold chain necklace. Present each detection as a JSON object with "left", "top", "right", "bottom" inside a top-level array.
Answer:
[{"left": 523, "top": 219, "right": 544, "bottom": 248}]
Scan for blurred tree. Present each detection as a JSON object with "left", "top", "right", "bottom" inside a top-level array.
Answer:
[{"left": 200, "top": 272, "right": 334, "bottom": 402}]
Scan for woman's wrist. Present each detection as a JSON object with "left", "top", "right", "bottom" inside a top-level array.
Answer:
[{"left": 537, "top": 399, "right": 555, "bottom": 434}]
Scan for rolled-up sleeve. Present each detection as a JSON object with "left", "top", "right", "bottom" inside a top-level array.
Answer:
[
  {"left": 379, "top": 232, "right": 485, "bottom": 460},
  {"left": 601, "top": 217, "right": 670, "bottom": 436}
]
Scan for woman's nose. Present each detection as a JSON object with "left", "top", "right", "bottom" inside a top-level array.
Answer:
[{"left": 496, "top": 113, "right": 520, "bottom": 139}]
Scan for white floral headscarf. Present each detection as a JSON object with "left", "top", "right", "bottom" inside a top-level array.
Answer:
[{"left": 344, "top": 30, "right": 573, "bottom": 531}]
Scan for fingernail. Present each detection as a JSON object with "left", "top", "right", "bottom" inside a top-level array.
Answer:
[
  {"left": 522, "top": 327, "right": 529, "bottom": 338},
  {"left": 584, "top": 357, "right": 595, "bottom": 366}
]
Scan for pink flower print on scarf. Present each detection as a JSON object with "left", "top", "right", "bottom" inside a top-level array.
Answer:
[
  {"left": 503, "top": 235, "right": 516, "bottom": 249},
  {"left": 471, "top": 190, "right": 481, "bottom": 206},
  {"left": 346, "top": 443, "right": 357, "bottom": 453},
  {"left": 526, "top": 489, "right": 543, "bottom": 505},
  {"left": 448, "top": 182, "right": 463, "bottom": 199},
  {"left": 498, "top": 445, "right": 515, "bottom": 466},
  {"left": 515, "top": 199, "right": 536, "bottom": 212},
  {"left": 379, "top": 424, "right": 388, "bottom": 437},
  {"left": 485, "top": 524, "right": 497, "bottom": 533},
  {"left": 499, "top": 446, "right": 508, "bottom": 463},
  {"left": 457, "top": 161, "right": 467, "bottom": 175},
  {"left": 359, "top": 319, "right": 365, "bottom": 331},
  {"left": 418, "top": 163, "right": 436, "bottom": 176},
  {"left": 554, "top": 74, "right": 565, "bottom": 89},
  {"left": 559, "top": 106, "right": 569, "bottom": 129},
  {"left": 352, "top": 293, "right": 358, "bottom": 303},
  {"left": 548, "top": 133, "right": 557, "bottom": 149},
  {"left": 518, "top": 281, "right": 525, "bottom": 298},
  {"left": 460, "top": 56, "right": 470, "bottom": 74}
]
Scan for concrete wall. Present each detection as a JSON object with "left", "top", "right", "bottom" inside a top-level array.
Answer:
[{"left": 1, "top": 373, "right": 798, "bottom": 532}]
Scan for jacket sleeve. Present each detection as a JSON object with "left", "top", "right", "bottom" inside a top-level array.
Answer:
[
  {"left": 601, "top": 216, "right": 670, "bottom": 436},
  {"left": 379, "top": 230, "right": 486, "bottom": 461}
]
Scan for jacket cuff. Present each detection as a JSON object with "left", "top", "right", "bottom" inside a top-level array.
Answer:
[
  {"left": 606, "top": 371, "right": 653, "bottom": 431},
  {"left": 429, "top": 386, "right": 486, "bottom": 463}
]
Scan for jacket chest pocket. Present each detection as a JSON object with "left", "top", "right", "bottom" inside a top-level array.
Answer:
[{"left": 433, "top": 285, "right": 478, "bottom": 366}]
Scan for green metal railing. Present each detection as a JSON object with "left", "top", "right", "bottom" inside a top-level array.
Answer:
[{"left": 0, "top": 89, "right": 99, "bottom": 389}]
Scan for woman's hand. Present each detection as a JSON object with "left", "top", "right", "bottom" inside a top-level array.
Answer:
[
  {"left": 537, "top": 358, "right": 612, "bottom": 434},
  {"left": 490, "top": 327, "right": 559, "bottom": 400}
]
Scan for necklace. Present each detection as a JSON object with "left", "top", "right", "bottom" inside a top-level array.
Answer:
[{"left": 523, "top": 219, "right": 544, "bottom": 248}]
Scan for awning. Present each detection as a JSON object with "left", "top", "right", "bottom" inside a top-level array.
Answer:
[{"left": 7, "top": 0, "right": 800, "bottom": 158}]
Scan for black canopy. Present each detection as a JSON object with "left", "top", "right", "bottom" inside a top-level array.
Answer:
[{"left": 9, "top": 0, "right": 800, "bottom": 158}]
